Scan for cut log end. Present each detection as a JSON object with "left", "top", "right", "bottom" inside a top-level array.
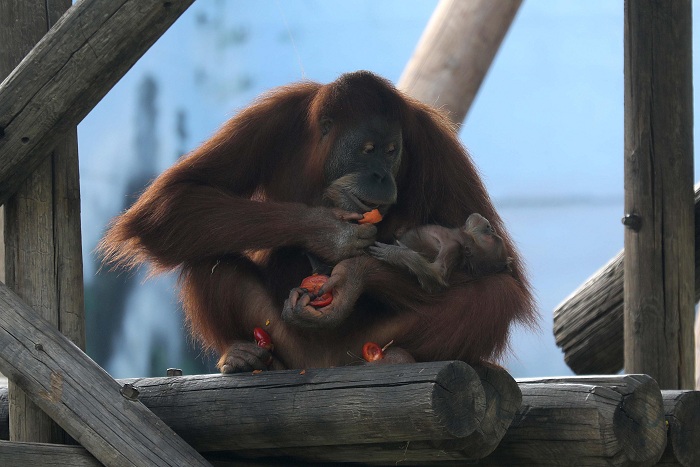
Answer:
[
  {"left": 431, "top": 361, "right": 486, "bottom": 438},
  {"left": 612, "top": 375, "right": 666, "bottom": 463},
  {"left": 660, "top": 390, "right": 700, "bottom": 467}
]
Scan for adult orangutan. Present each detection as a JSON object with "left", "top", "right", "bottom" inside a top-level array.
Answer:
[{"left": 100, "top": 71, "right": 535, "bottom": 373}]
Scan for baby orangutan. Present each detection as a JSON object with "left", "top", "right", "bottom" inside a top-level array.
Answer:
[{"left": 368, "top": 213, "right": 511, "bottom": 293}]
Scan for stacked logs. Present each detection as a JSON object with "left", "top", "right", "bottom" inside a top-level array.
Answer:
[{"left": 1, "top": 366, "right": 697, "bottom": 465}]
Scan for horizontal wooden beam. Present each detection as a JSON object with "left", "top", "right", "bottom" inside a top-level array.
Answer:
[
  {"left": 231, "top": 363, "right": 520, "bottom": 464},
  {"left": 0, "top": 0, "right": 194, "bottom": 204},
  {"left": 1, "top": 373, "right": 681, "bottom": 466},
  {"left": 0, "top": 282, "right": 209, "bottom": 466},
  {"left": 0, "top": 362, "right": 501, "bottom": 462},
  {"left": 125, "top": 360, "right": 485, "bottom": 451},
  {"left": 483, "top": 374, "right": 667, "bottom": 466},
  {"left": 0, "top": 441, "right": 99, "bottom": 467}
]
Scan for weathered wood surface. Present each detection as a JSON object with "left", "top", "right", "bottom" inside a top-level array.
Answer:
[
  {"left": 657, "top": 390, "right": 700, "bottom": 466},
  {"left": 0, "top": 384, "right": 8, "bottom": 441},
  {"left": 0, "top": 0, "right": 194, "bottom": 205},
  {"left": 119, "top": 360, "right": 485, "bottom": 452},
  {"left": 623, "top": 0, "right": 694, "bottom": 389},
  {"left": 696, "top": 316, "right": 700, "bottom": 389},
  {"left": 554, "top": 188, "right": 700, "bottom": 375},
  {"left": 553, "top": 250, "right": 625, "bottom": 374},
  {"left": 0, "top": 364, "right": 511, "bottom": 463},
  {"left": 0, "top": 374, "right": 679, "bottom": 466},
  {"left": 0, "top": 441, "right": 100, "bottom": 467},
  {"left": 230, "top": 363, "right": 519, "bottom": 464},
  {"left": 445, "top": 363, "right": 521, "bottom": 457},
  {"left": 398, "top": 0, "right": 522, "bottom": 126},
  {"left": 0, "top": 283, "right": 210, "bottom": 466},
  {"left": 481, "top": 374, "right": 666, "bottom": 466},
  {"left": 1, "top": 0, "right": 85, "bottom": 444}
]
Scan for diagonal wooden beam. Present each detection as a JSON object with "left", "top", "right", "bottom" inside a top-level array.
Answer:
[
  {"left": 0, "top": 0, "right": 194, "bottom": 204},
  {"left": 0, "top": 281, "right": 210, "bottom": 466},
  {"left": 398, "top": 0, "right": 522, "bottom": 126}
]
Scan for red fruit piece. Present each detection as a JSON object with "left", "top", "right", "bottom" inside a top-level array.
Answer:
[
  {"left": 253, "top": 327, "right": 274, "bottom": 352},
  {"left": 362, "top": 342, "right": 384, "bottom": 362},
  {"left": 300, "top": 274, "right": 333, "bottom": 307}
]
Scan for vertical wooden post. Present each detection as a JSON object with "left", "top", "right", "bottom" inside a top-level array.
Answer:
[
  {"left": 623, "top": 0, "right": 694, "bottom": 389},
  {"left": 0, "top": 0, "right": 85, "bottom": 441},
  {"left": 696, "top": 315, "right": 700, "bottom": 389}
]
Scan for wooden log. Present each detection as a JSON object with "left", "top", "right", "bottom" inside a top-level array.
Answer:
[
  {"left": 553, "top": 250, "right": 625, "bottom": 374},
  {"left": 657, "top": 390, "right": 700, "bottom": 467},
  {"left": 1, "top": 0, "right": 85, "bottom": 444},
  {"left": 1, "top": 374, "right": 667, "bottom": 466},
  {"left": 0, "top": 374, "right": 677, "bottom": 466},
  {"left": 0, "top": 0, "right": 194, "bottom": 204},
  {"left": 0, "top": 441, "right": 100, "bottom": 467},
  {"left": 623, "top": 0, "right": 694, "bottom": 389},
  {"left": 482, "top": 374, "right": 666, "bottom": 466},
  {"left": 122, "top": 361, "right": 485, "bottom": 451},
  {"left": 0, "top": 383, "right": 7, "bottom": 441},
  {"left": 0, "top": 283, "right": 210, "bottom": 466},
  {"left": 441, "top": 363, "right": 521, "bottom": 457},
  {"left": 554, "top": 187, "right": 700, "bottom": 375},
  {"left": 0, "top": 362, "right": 491, "bottom": 462},
  {"left": 696, "top": 315, "right": 700, "bottom": 389},
  {"left": 398, "top": 0, "right": 522, "bottom": 126},
  {"left": 230, "top": 363, "right": 520, "bottom": 464},
  {"left": 0, "top": 362, "right": 492, "bottom": 454},
  {"left": 0, "top": 441, "right": 275, "bottom": 467}
]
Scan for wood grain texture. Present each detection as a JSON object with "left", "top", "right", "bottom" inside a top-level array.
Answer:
[
  {"left": 0, "top": 384, "right": 7, "bottom": 441},
  {"left": 0, "top": 283, "right": 210, "bottom": 466},
  {"left": 0, "top": 441, "right": 100, "bottom": 467},
  {"left": 0, "top": 374, "right": 689, "bottom": 466},
  {"left": 431, "top": 363, "right": 521, "bottom": 458},
  {"left": 398, "top": 0, "right": 522, "bottom": 125},
  {"left": 657, "top": 390, "right": 700, "bottom": 466},
  {"left": 623, "top": 0, "right": 694, "bottom": 389},
  {"left": 0, "top": 0, "right": 194, "bottom": 204},
  {"left": 118, "top": 360, "right": 485, "bottom": 452},
  {"left": 0, "top": 359, "right": 483, "bottom": 462},
  {"left": 482, "top": 374, "right": 666, "bottom": 466},
  {"left": 553, "top": 250, "right": 624, "bottom": 374},
  {"left": 0, "top": 364, "right": 499, "bottom": 463},
  {"left": 1, "top": 0, "right": 84, "bottom": 444},
  {"left": 696, "top": 316, "right": 700, "bottom": 389},
  {"left": 230, "top": 363, "right": 519, "bottom": 464}
]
